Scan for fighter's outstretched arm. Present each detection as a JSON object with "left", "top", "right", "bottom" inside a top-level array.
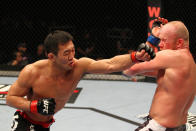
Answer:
[
  {"left": 81, "top": 49, "right": 150, "bottom": 74},
  {"left": 82, "top": 54, "right": 134, "bottom": 74}
]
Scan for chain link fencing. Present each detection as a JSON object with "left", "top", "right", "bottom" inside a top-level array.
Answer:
[{"left": 1, "top": 0, "right": 195, "bottom": 81}]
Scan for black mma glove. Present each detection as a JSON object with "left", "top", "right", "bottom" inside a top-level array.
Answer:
[
  {"left": 30, "top": 98, "right": 56, "bottom": 115},
  {"left": 131, "top": 43, "right": 156, "bottom": 63},
  {"left": 151, "top": 17, "right": 168, "bottom": 31},
  {"left": 151, "top": 19, "right": 162, "bottom": 31},
  {"left": 138, "top": 43, "right": 156, "bottom": 59},
  {"left": 147, "top": 17, "right": 168, "bottom": 47}
]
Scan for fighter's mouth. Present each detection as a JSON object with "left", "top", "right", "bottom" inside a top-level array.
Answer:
[{"left": 69, "top": 61, "right": 75, "bottom": 67}]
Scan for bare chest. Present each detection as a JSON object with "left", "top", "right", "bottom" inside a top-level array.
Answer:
[
  {"left": 156, "top": 68, "right": 192, "bottom": 94},
  {"left": 31, "top": 75, "right": 80, "bottom": 100}
]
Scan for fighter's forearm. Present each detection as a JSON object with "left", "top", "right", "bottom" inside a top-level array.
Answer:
[
  {"left": 6, "top": 95, "right": 31, "bottom": 111},
  {"left": 123, "top": 66, "right": 158, "bottom": 77},
  {"left": 108, "top": 54, "right": 135, "bottom": 73},
  {"left": 108, "top": 42, "right": 157, "bottom": 73},
  {"left": 139, "top": 71, "right": 158, "bottom": 78}
]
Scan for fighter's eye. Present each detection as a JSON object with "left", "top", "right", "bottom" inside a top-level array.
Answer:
[{"left": 63, "top": 51, "right": 69, "bottom": 56}]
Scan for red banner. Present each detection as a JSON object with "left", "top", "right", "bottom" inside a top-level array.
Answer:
[{"left": 147, "top": 0, "right": 162, "bottom": 36}]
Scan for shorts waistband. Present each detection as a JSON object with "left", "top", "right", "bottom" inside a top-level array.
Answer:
[
  {"left": 165, "top": 125, "right": 186, "bottom": 131},
  {"left": 147, "top": 115, "right": 186, "bottom": 131},
  {"left": 17, "top": 110, "right": 55, "bottom": 128}
]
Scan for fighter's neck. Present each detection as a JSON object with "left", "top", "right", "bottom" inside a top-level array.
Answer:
[{"left": 47, "top": 61, "right": 70, "bottom": 77}]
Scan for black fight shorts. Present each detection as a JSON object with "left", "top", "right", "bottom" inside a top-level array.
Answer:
[{"left": 11, "top": 110, "right": 55, "bottom": 131}]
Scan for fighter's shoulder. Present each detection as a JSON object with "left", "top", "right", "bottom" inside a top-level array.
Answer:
[
  {"left": 156, "top": 49, "right": 174, "bottom": 55},
  {"left": 77, "top": 57, "right": 95, "bottom": 65},
  {"left": 155, "top": 50, "right": 191, "bottom": 68},
  {"left": 32, "top": 59, "right": 48, "bottom": 68},
  {"left": 21, "top": 60, "right": 47, "bottom": 76},
  {"left": 156, "top": 50, "right": 180, "bottom": 58}
]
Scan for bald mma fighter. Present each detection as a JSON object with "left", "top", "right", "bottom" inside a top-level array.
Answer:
[
  {"left": 123, "top": 21, "right": 196, "bottom": 131},
  {"left": 6, "top": 30, "right": 155, "bottom": 131}
]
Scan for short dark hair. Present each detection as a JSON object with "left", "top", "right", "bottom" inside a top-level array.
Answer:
[{"left": 44, "top": 30, "right": 73, "bottom": 55}]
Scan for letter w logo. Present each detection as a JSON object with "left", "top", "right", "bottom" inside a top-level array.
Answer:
[{"left": 148, "top": 6, "right": 160, "bottom": 17}]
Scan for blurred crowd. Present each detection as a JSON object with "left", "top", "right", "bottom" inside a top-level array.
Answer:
[
  {"left": 7, "top": 42, "right": 46, "bottom": 66},
  {"left": 6, "top": 28, "right": 134, "bottom": 67},
  {"left": 1, "top": 15, "right": 135, "bottom": 67}
]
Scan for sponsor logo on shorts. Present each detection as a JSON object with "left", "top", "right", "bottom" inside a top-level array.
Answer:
[{"left": 186, "top": 112, "right": 196, "bottom": 130}]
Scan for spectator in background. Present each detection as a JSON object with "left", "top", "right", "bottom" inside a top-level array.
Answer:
[
  {"left": 29, "top": 44, "right": 46, "bottom": 63},
  {"left": 7, "top": 51, "right": 28, "bottom": 66},
  {"left": 115, "top": 30, "right": 131, "bottom": 55},
  {"left": 76, "top": 30, "right": 96, "bottom": 59},
  {"left": 17, "top": 42, "right": 29, "bottom": 62},
  {"left": 116, "top": 40, "right": 128, "bottom": 55}
]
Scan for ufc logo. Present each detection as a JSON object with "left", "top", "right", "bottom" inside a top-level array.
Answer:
[{"left": 43, "top": 100, "right": 49, "bottom": 114}]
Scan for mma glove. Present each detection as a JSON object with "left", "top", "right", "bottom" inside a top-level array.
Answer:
[
  {"left": 131, "top": 43, "right": 155, "bottom": 63},
  {"left": 138, "top": 43, "right": 155, "bottom": 59},
  {"left": 30, "top": 98, "right": 56, "bottom": 115},
  {"left": 147, "top": 17, "right": 168, "bottom": 47}
]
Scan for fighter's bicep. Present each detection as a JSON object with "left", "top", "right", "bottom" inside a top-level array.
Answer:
[
  {"left": 8, "top": 65, "right": 33, "bottom": 97},
  {"left": 8, "top": 80, "right": 31, "bottom": 97},
  {"left": 142, "top": 51, "right": 173, "bottom": 70},
  {"left": 129, "top": 53, "right": 168, "bottom": 74},
  {"left": 82, "top": 58, "right": 110, "bottom": 73},
  {"left": 129, "top": 62, "right": 156, "bottom": 74}
]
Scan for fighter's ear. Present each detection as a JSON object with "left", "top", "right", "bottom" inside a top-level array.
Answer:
[
  {"left": 176, "top": 38, "right": 184, "bottom": 49},
  {"left": 48, "top": 53, "right": 56, "bottom": 61}
]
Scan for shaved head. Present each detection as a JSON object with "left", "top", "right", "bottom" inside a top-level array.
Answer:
[
  {"left": 164, "top": 21, "right": 189, "bottom": 43},
  {"left": 159, "top": 21, "right": 189, "bottom": 50}
]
